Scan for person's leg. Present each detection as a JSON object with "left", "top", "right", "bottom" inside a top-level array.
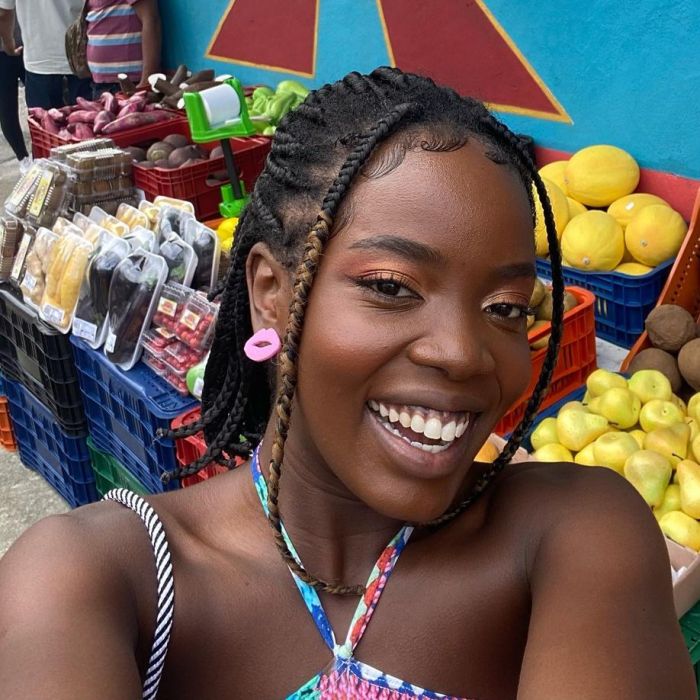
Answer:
[
  {"left": 66, "top": 75, "right": 93, "bottom": 105},
  {"left": 24, "top": 72, "right": 64, "bottom": 109},
  {"left": 0, "top": 53, "right": 29, "bottom": 160}
]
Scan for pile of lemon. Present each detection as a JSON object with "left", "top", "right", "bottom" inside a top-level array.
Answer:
[{"left": 535, "top": 145, "right": 687, "bottom": 274}]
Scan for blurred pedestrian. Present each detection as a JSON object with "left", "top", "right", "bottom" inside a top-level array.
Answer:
[
  {"left": 0, "top": 11, "right": 28, "bottom": 161},
  {"left": 0, "top": 0, "right": 91, "bottom": 109}
]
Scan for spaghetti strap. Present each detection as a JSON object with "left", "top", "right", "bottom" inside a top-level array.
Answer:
[{"left": 104, "top": 488, "right": 175, "bottom": 700}]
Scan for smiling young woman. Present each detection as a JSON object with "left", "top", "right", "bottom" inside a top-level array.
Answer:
[{"left": 0, "top": 68, "right": 695, "bottom": 699}]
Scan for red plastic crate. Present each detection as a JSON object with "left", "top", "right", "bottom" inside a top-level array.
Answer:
[
  {"left": 0, "top": 397, "right": 16, "bottom": 451},
  {"left": 494, "top": 286, "right": 597, "bottom": 435},
  {"left": 171, "top": 407, "right": 230, "bottom": 488},
  {"left": 28, "top": 112, "right": 189, "bottom": 158},
  {"left": 133, "top": 122, "right": 271, "bottom": 220}
]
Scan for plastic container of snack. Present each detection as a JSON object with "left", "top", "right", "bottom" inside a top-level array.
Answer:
[
  {"left": 19, "top": 227, "right": 60, "bottom": 309},
  {"left": 138, "top": 200, "right": 160, "bottom": 230},
  {"left": 89, "top": 205, "right": 129, "bottom": 237},
  {"left": 39, "top": 231, "right": 94, "bottom": 333},
  {"left": 25, "top": 162, "right": 70, "bottom": 229},
  {"left": 0, "top": 216, "right": 23, "bottom": 282},
  {"left": 104, "top": 250, "right": 168, "bottom": 370},
  {"left": 72, "top": 232, "right": 129, "bottom": 348},
  {"left": 183, "top": 220, "right": 220, "bottom": 291},
  {"left": 116, "top": 202, "right": 149, "bottom": 231},
  {"left": 4, "top": 162, "right": 43, "bottom": 219},
  {"left": 153, "top": 195, "right": 195, "bottom": 216},
  {"left": 174, "top": 291, "right": 218, "bottom": 351}
]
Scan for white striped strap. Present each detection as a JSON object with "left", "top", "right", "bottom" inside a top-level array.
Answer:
[{"left": 104, "top": 488, "right": 175, "bottom": 700}]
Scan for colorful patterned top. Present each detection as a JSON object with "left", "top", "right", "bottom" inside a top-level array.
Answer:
[
  {"left": 86, "top": 0, "right": 143, "bottom": 84},
  {"left": 252, "top": 448, "right": 473, "bottom": 699}
]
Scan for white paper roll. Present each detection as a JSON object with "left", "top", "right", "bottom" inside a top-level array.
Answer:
[{"left": 200, "top": 83, "right": 241, "bottom": 128}]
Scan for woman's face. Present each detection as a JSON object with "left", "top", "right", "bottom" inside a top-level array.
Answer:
[{"left": 287, "top": 139, "right": 536, "bottom": 522}]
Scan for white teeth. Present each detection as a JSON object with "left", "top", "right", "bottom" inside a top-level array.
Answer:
[
  {"left": 369, "top": 400, "right": 379, "bottom": 411},
  {"left": 424, "top": 417, "right": 442, "bottom": 440},
  {"left": 399, "top": 411, "right": 411, "bottom": 428},
  {"left": 441, "top": 421, "right": 456, "bottom": 442},
  {"left": 388, "top": 407, "right": 399, "bottom": 423},
  {"left": 455, "top": 421, "right": 468, "bottom": 438},
  {"left": 410, "top": 414, "right": 425, "bottom": 433},
  {"left": 379, "top": 403, "right": 389, "bottom": 418}
]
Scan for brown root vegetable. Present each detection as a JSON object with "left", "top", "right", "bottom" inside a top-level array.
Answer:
[
  {"left": 137, "top": 161, "right": 156, "bottom": 169},
  {"left": 628, "top": 347, "right": 682, "bottom": 393},
  {"left": 124, "top": 146, "right": 147, "bottom": 162},
  {"left": 154, "top": 159, "right": 173, "bottom": 169},
  {"left": 645, "top": 304, "right": 697, "bottom": 352},
  {"left": 67, "top": 110, "right": 97, "bottom": 124},
  {"left": 101, "top": 92, "right": 119, "bottom": 114},
  {"left": 183, "top": 81, "right": 219, "bottom": 93},
  {"left": 93, "top": 110, "right": 113, "bottom": 134},
  {"left": 74, "top": 123, "right": 95, "bottom": 140},
  {"left": 154, "top": 77, "right": 179, "bottom": 96},
  {"left": 101, "top": 110, "right": 174, "bottom": 134},
  {"left": 184, "top": 69, "right": 215, "bottom": 85},
  {"left": 41, "top": 113, "right": 60, "bottom": 134},
  {"left": 168, "top": 145, "right": 206, "bottom": 167},
  {"left": 147, "top": 141, "right": 175, "bottom": 162},
  {"left": 170, "top": 64, "right": 189, "bottom": 86},
  {"left": 678, "top": 338, "right": 700, "bottom": 391},
  {"left": 117, "top": 101, "right": 144, "bottom": 118},
  {"left": 163, "top": 133, "right": 189, "bottom": 149}
]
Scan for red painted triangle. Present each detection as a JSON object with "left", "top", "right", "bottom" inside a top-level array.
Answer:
[
  {"left": 208, "top": 0, "right": 317, "bottom": 76},
  {"left": 379, "top": 0, "right": 564, "bottom": 117}
]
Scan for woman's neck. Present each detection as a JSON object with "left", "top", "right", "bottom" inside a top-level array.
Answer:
[{"left": 256, "top": 422, "right": 405, "bottom": 586}]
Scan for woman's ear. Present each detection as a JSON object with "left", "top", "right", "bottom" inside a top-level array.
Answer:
[{"left": 246, "top": 242, "right": 292, "bottom": 334}]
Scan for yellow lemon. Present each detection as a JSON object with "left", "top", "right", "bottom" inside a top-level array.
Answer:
[
  {"left": 538, "top": 161, "right": 568, "bottom": 193},
  {"left": 614, "top": 261, "right": 653, "bottom": 276},
  {"left": 566, "top": 197, "right": 587, "bottom": 219},
  {"left": 624, "top": 204, "right": 687, "bottom": 266},
  {"left": 216, "top": 217, "right": 238, "bottom": 242},
  {"left": 533, "top": 177, "right": 569, "bottom": 257},
  {"left": 607, "top": 193, "right": 670, "bottom": 228},
  {"left": 564, "top": 145, "right": 640, "bottom": 207},
  {"left": 560, "top": 211, "right": 625, "bottom": 271}
]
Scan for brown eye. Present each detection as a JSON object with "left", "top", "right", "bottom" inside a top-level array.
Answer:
[{"left": 375, "top": 280, "right": 403, "bottom": 296}]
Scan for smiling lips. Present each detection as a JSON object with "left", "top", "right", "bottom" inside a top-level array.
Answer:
[{"left": 368, "top": 400, "right": 471, "bottom": 454}]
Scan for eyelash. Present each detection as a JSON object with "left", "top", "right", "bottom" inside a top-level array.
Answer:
[
  {"left": 485, "top": 302, "right": 533, "bottom": 321},
  {"left": 355, "top": 273, "right": 420, "bottom": 300}
]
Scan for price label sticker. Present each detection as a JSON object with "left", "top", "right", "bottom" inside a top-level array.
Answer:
[
  {"left": 157, "top": 297, "right": 178, "bottom": 317},
  {"left": 193, "top": 376, "right": 204, "bottom": 399},
  {"left": 180, "top": 309, "right": 201, "bottom": 331},
  {"left": 28, "top": 170, "right": 54, "bottom": 218},
  {"left": 155, "top": 327, "right": 175, "bottom": 340},
  {"left": 42, "top": 304, "right": 65, "bottom": 325},
  {"left": 8, "top": 164, "right": 40, "bottom": 207},
  {"left": 105, "top": 331, "right": 116, "bottom": 353},
  {"left": 10, "top": 233, "right": 32, "bottom": 282},
  {"left": 22, "top": 272, "right": 37, "bottom": 291},
  {"left": 73, "top": 318, "right": 97, "bottom": 342}
]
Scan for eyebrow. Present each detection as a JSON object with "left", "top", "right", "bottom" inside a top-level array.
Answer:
[
  {"left": 492, "top": 262, "right": 537, "bottom": 280},
  {"left": 348, "top": 235, "right": 445, "bottom": 265}
]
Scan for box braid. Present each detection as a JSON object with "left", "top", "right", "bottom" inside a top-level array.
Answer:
[{"left": 164, "top": 67, "right": 564, "bottom": 596}]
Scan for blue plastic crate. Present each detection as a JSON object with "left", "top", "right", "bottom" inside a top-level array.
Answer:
[
  {"left": 70, "top": 337, "right": 197, "bottom": 489},
  {"left": 536, "top": 258, "right": 673, "bottom": 348},
  {"left": 4, "top": 377, "right": 97, "bottom": 507}
]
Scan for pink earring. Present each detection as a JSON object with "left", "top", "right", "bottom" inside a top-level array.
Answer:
[{"left": 244, "top": 328, "right": 282, "bottom": 362}]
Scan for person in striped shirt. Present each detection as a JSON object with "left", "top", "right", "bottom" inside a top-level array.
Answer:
[{"left": 86, "top": 0, "right": 160, "bottom": 93}]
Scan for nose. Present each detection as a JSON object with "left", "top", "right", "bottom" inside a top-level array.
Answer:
[{"left": 406, "top": 310, "right": 497, "bottom": 382}]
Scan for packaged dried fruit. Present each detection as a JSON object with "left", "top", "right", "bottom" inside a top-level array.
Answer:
[
  {"left": 174, "top": 292, "right": 218, "bottom": 351},
  {"left": 104, "top": 250, "right": 168, "bottom": 370},
  {"left": 72, "top": 231, "right": 129, "bottom": 348},
  {"left": 40, "top": 232, "right": 94, "bottom": 332},
  {"left": 19, "top": 227, "right": 60, "bottom": 309},
  {"left": 89, "top": 205, "right": 129, "bottom": 237},
  {"left": 25, "top": 162, "right": 70, "bottom": 229},
  {"left": 183, "top": 220, "right": 220, "bottom": 292},
  {"left": 72, "top": 212, "right": 109, "bottom": 246},
  {"left": 0, "top": 216, "right": 23, "bottom": 282},
  {"left": 4, "top": 162, "right": 43, "bottom": 218},
  {"left": 116, "top": 202, "right": 149, "bottom": 231},
  {"left": 138, "top": 200, "right": 160, "bottom": 230}
]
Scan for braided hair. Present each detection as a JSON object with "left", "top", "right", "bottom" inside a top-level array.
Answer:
[{"left": 165, "top": 67, "right": 565, "bottom": 595}]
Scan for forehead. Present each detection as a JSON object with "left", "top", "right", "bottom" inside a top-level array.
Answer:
[{"left": 333, "top": 141, "right": 533, "bottom": 260}]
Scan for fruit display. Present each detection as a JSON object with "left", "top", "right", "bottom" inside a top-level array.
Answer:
[
  {"left": 153, "top": 283, "right": 191, "bottom": 333},
  {"left": 245, "top": 80, "right": 310, "bottom": 136},
  {"left": 526, "top": 279, "right": 579, "bottom": 349},
  {"left": 174, "top": 293, "right": 218, "bottom": 351},
  {"left": 629, "top": 305, "right": 700, "bottom": 393},
  {"left": 528, "top": 367, "right": 700, "bottom": 550},
  {"left": 104, "top": 251, "right": 168, "bottom": 370},
  {"left": 19, "top": 227, "right": 60, "bottom": 307},
  {"left": 535, "top": 145, "right": 688, "bottom": 274}
]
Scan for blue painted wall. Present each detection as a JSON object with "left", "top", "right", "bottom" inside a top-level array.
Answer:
[{"left": 162, "top": 0, "right": 700, "bottom": 178}]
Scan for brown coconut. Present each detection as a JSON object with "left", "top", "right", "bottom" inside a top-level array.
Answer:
[
  {"left": 628, "top": 347, "right": 682, "bottom": 392},
  {"left": 678, "top": 338, "right": 700, "bottom": 391},
  {"left": 645, "top": 304, "right": 697, "bottom": 352}
]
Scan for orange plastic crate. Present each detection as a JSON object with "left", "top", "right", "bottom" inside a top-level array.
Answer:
[
  {"left": 494, "top": 286, "right": 597, "bottom": 435},
  {"left": 0, "top": 397, "right": 17, "bottom": 451},
  {"left": 621, "top": 187, "right": 700, "bottom": 371}
]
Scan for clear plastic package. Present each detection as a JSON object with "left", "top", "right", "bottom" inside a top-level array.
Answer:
[
  {"left": 89, "top": 205, "right": 129, "bottom": 237},
  {"left": 153, "top": 195, "right": 195, "bottom": 215},
  {"left": 9, "top": 228, "right": 35, "bottom": 285},
  {"left": 0, "top": 216, "right": 23, "bottom": 282},
  {"left": 72, "top": 231, "right": 129, "bottom": 348},
  {"left": 162, "top": 340, "right": 206, "bottom": 376},
  {"left": 71, "top": 211, "right": 109, "bottom": 246},
  {"left": 183, "top": 220, "right": 221, "bottom": 291},
  {"left": 174, "top": 292, "right": 219, "bottom": 351},
  {"left": 142, "top": 328, "right": 177, "bottom": 354},
  {"left": 116, "top": 202, "right": 149, "bottom": 231},
  {"left": 50, "top": 138, "right": 114, "bottom": 162},
  {"left": 25, "top": 162, "right": 70, "bottom": 229},
  {"left": 4, "top": 162, "right": 43, "bottom": 219},
  {"left": 19, "top": 227, "right": 60, "bottom": 309},
  {"left": 104, "top": 250, "right": 168, "bottom": 370},
  {"left": 124, "top": 225, "right": 156, "bottom": 253},
  {"left": 138, "top": 200, "right": 160, "bottom": 230},
  {"left": 39, "top": 231, "right": 94, "bottom": 333},
  {"left": 159, "top": 233, "right": 197, "bottom": 285},
  {"left": 152, "top": 282, "right": 192, "bottom": 333}
]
